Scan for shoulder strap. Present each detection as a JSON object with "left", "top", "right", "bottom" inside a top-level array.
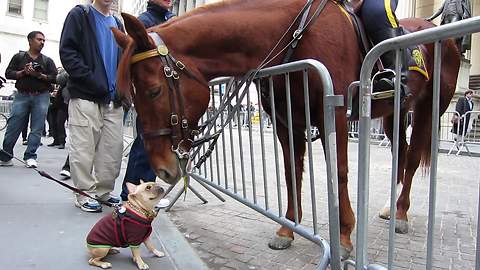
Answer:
[{"left": 79, "top": 4, "right": 89, "bottom": 14}]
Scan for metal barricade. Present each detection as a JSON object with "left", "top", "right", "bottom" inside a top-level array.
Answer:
[
  {"left": 355, "top": 17, "right": 480, "bottom": 270},
  {"left": 0, "top": 100, "right": 13, "bottom": 115},
  {"left": 448, "top": 110, "right": 480, "bottom": 156},
  {"left": 189, "top": 60, "right": 343, "bottom": 269}
]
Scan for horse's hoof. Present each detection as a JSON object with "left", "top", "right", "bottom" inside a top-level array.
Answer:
[
  {"left": 378, "top": 207, "right": 391, "bottom": 220},
  {"left": 268, "top": 235, "right": 293, "bottom": 250},
  {"left": 395, "top": 220, "right": 409, "bottom": 234},
  {"left": 339, "top": 245, "right": 353, "bottom": 260}
]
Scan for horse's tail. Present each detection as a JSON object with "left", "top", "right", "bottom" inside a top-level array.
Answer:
[{"left": 415, "top": 37, "right": 460, "bottom": 172}]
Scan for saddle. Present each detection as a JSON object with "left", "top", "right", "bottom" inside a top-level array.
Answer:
[{"left": 338, "top": 0, "right": 429, "bottom": 120}]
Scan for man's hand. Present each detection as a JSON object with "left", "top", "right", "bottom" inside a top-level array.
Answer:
[{"left": 24, "top": 62, "right": 35, "bottom": 75}]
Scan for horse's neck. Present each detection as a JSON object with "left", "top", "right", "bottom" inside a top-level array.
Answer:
[{"left": 159, "top": 9, "right": 291, "bottom": 80}]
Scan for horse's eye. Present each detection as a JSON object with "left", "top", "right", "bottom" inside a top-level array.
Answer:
[
  {"left": 146, "top": 186, "right": 151, "bottom": 190},
  {"left": 146, "top": 87, "right": 161, "bottom": 99}
]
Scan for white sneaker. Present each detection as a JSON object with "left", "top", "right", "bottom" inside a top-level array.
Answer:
[
  {"left": 155, "top": 198, "right": 170, "bottom": 209},
  {"left": 0, "top": 159, "right": 13, "bottom": 166},
  {"left": 60, "top": 169, "right": 71, "bottom": 178},
  {"left": 25, "top": 159, "right": 37, "bottom": 168}
]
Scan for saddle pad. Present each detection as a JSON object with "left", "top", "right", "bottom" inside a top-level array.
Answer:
[{"left": 408, "top": 45, "right": 429, "bottom": 80}]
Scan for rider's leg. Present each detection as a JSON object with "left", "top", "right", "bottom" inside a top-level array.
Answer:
[
  {"left": 370, "top": 27, "right": 410, "bottom": 97},
  {"left": 361, "top": 0, "right": 410, "bottom": 97}
]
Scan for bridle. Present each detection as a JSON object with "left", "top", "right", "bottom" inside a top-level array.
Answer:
[{"left": 130, "top": 32, "right": 202, "bottom": 168}]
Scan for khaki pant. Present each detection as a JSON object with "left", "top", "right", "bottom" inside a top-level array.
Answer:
[{"left": 68, "top": 98, "right": 123, "bottom": 200}]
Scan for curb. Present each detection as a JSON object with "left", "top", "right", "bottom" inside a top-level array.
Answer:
[{"left": 153, "top": 212, "right": 209, "bottom": 270}]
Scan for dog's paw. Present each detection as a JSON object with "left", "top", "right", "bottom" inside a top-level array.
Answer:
[
  {"left": 133, "top": 258, "right": 149, "bottom": 270},
  {"left": 100, "top": 262, "right": 113, "bottom": 269},
  {"left": 88, "top": 258, "right": 112, "bottom": 269},
  {"left": 152, "top": 249, "right": 165, "bottom": 258},
  {"left": 137, "top": 261, "right": 149, "bottom": 270}
]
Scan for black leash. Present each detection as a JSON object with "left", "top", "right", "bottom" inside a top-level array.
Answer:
[{"left": 0, "top": 149, "right": 117, "bottom": 208}]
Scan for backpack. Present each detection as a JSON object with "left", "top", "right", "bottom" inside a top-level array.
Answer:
[{"left": 18, "top": 51, "right": 47, "bottom": 72}]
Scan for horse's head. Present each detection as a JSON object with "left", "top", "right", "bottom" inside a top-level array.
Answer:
[{"left": 113, "top": 13, "right": 210, "bottom": 185}]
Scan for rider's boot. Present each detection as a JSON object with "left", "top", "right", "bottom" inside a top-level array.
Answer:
[{"left": 371, "top": 27, "right": 411, "bottom": 100}]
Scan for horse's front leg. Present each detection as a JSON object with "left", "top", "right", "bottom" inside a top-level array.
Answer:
[
  {"left": 268, "top": 125, "right": 305, "bottom": 250},
  {"left": 332, "top": 114, "right": 355, "bottom": 259}
]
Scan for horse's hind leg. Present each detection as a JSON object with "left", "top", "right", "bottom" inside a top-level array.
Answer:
[
  {"left": 268, "top": 124, "right": 305, "bottom": 250},
  {"left": 378, "top": 111, "right": 408, "bottom": 220}
]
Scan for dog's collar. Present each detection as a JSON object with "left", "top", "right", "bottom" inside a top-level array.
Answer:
[{"left": 126, "top": 201, "right": 157, "bottom": 219}]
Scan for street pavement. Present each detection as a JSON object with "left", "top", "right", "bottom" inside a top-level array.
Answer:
[
  {"left": 1, "top": 129, "right": 478, "bottom": 270},
  {"left": 0, "top": 135, "right": 208, "bottom": 270},
  {"left": 162, "top": 129, "right": 479, "bottom": 270}
]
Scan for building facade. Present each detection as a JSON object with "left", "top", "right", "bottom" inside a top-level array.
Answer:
[{"left": 0, "top": 0, "right": 123, "bottom": 77}]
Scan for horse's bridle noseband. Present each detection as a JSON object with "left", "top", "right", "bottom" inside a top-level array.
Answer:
[{"left": 130, "top": 32, "right": 202, "bottom": 165}]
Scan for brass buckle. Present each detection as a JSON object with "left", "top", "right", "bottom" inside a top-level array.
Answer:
[
  {"left": 164, "top": 66, "right": 173, "bottom": 78},
  {"left": 172, "top": 70, "right": 179, "bottom": 80},
  {"left": 176, "top": 61, "right": 185, "bottom": 70},
  {"left": 171, "top": 114, "right": 179, "bottom": 125},
  {"left": 181, "top": 119, "right": 188, "bottom": 129}
]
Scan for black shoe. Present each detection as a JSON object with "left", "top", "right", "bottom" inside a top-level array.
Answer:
[
  {"left": 370, "top": 27, "right": 411, "bottom": 100},
  {"left": 56, "top": 144, "right": 65, "bottom": 149},
  {"left": 48, "top": 142, "right": 60, "bottom": 147},
  {"left": 373, "top": 73, "right": 410, "bottom": 100}
]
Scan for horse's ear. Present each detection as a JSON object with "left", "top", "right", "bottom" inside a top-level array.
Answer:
[
  {"left": 112, "top": 27, "right": 131, "bottom": 49},
  {"left": 121, "top": 12, "right": 152, "bottom": 50}
]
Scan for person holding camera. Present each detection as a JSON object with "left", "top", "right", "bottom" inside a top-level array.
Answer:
[{"left": 0, "top": 31, "right": 57, "bottom": 168}]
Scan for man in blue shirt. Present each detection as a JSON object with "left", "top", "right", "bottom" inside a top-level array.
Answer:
[
  {"left": 120, "top": 0, "right": 175, "bottom": 207},
  {"left": 59, "top": 0, "right": 125, "bottom": 212}
]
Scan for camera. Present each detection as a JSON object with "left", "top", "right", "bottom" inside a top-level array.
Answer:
[{"left": 32, "top": 62, "right": 42, "bottom": 72}]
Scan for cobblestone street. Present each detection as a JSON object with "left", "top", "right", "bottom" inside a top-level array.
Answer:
[{"left": 162, "top": 134, "right": 479, "bottom": 270}]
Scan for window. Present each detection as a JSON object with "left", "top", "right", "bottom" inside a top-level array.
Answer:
[
  {"left": 33, "top": 0, "right": 49, "bottom": 21},
  {"left": 7, "top": 0, "right": 22, "bottom": 16}
]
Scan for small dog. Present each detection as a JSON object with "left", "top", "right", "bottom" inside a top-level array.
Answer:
[{"left": 86, "top": 182, "right": 165, "bottom": 269}]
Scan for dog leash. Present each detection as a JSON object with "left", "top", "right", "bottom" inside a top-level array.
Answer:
[{"left": 1, "top": 149, "right": 117, "bottom": 208}]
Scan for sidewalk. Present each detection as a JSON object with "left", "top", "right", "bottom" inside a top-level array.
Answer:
[{"left": 0, "top": 136, "right": 208, "bottom": 270}]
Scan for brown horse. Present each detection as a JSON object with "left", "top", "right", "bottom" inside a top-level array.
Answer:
[{"left": 112, "top": 0, "right": 460, "bottom": 258}]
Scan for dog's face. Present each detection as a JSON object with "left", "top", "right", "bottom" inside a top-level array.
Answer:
[{"left": 127, "top": 182, "right": 165, "bottom": 211}]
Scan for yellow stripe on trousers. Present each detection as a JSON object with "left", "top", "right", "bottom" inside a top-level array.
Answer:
[{"left": 384, "top": 0, "right": 398, "bottom": 28}]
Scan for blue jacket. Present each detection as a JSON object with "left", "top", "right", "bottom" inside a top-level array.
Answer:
[
  {"left": 59, "top": 5, "right": 124, "bottom": 104},
  {"left": 138, "top": 2, "right": 175, "bottom": 28}
]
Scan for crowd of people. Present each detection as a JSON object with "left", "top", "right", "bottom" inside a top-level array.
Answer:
[{"left": 0, "top": 0, "right": 174, "bottom": 213}]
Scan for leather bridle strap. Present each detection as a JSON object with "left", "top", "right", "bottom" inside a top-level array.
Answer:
[{"left": 130, "top": 33, "right": 197, "bottom": 157}]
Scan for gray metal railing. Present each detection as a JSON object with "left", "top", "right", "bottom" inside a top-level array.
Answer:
[
  {"left": 355, "top": 16, "right": 480, "bottom": 270},
  {"left": 189, "top": 59, "right": 343, "bottom": 269}
]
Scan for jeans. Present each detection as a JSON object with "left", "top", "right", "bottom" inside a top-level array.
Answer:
[
  {"left": 0, "top": 92, "right": 50, "bottom": 161},
  {"left": 121, "top": 117, "right": 156, "bottom": 201}
]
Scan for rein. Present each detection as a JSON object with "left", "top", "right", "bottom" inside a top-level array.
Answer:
[
  {"left": 190, "top": 0, "right": 329, "bottom": 167},
  {"left": 128, "top": 0, "right": 329, "bottom": 170}
]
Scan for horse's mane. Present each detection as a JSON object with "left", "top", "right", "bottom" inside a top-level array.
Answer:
[{"left": 116, "top": 37, "right": 136, "bottom": 105}]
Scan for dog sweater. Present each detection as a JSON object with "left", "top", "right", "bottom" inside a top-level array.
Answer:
[{"left": 86, "top": 207, "right": 153, "bottom": 248}]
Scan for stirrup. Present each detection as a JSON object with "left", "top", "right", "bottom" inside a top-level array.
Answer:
[
  {"left": 372, "top": 90, "right": 395, "bottom": 100},
  {"left": 371, "top": 69, "right": 396, "bottom": 100}
]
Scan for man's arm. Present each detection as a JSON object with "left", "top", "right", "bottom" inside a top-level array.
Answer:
[
  {"left": 426, "top": 2, "right": 444, "bottom": 21},
  {"left": 59, "top": 7, "right": 98, "bottom": 90},
  {"left": 38, "top": 57, "right": 57, "bottom": 83},
  {"left": 5, "top": 54, "right": 27, "bottom": 80}
]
